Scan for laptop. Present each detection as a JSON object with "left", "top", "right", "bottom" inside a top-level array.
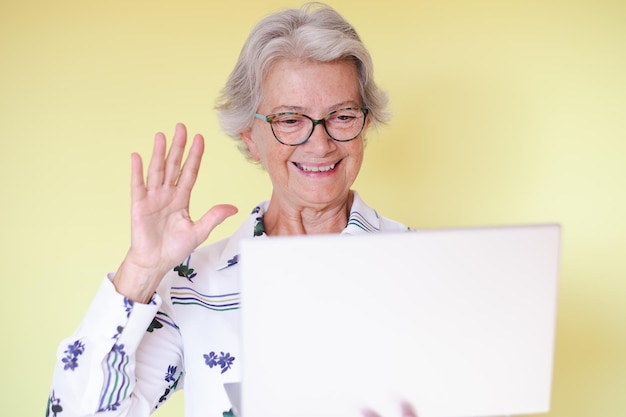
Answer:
[{"left": 235, "top": 224, "right": 561, "bottom": 417}]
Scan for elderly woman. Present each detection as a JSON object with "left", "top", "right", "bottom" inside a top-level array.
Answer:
[{"left": 46, "top": 3, "right": 413, "bottom": 417}]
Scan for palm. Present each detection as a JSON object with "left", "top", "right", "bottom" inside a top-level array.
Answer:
[{"left": 130, "top": 185, "right": 202, "bottom": 272}]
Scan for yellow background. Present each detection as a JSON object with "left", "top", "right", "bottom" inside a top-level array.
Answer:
[{"left": 1, "top": 0, "right": 624, "bottom": 416}]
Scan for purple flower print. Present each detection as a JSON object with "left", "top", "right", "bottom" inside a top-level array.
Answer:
[
  {"left": 165, "top": 365, "right": 177, "bottom": 383},
  {"left": 62, "top": 340, "right": 85, "bottom": 371},
  {"left": 203, "top": 351, "right": 236, "bottom": 374}
]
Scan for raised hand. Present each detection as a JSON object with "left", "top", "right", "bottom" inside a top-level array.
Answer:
[{"left": 113, "top": 123, "right": 238, "bottom": 303}]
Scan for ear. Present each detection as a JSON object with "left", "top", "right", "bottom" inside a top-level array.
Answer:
[{"left": 240, "top": 128, "right": 261, "bottom": 162}]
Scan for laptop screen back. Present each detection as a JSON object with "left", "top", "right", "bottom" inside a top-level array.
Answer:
[{"left": 237, "top": 224, "right": 560, "bottom": 417}]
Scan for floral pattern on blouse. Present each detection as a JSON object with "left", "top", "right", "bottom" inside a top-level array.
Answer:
[
  {"left": 61, "top": 340, "right": 85, "bottom": 371},
  {"left": 157, "top": 364, "right": 183, "bottom": 408},
  {"left": 174, "top": 255, "right": 198, "bottom": 282},
  {"left": 203, "top": 351, "right": 236, "bottom": 374},
  {"left": 45, "top": 390, "right": 63, "bottom": 417}
]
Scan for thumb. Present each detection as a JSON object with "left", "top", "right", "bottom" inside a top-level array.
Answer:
[{"left": 194, "top": 204, "right": 239, "bottom": 242}]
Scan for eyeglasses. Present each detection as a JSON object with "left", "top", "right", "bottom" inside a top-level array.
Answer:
[{"left": 254, "top": 107, "right": 369, "bottom": 146}]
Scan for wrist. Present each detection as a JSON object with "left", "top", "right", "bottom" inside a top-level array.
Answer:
[{"left": 113, "top": 258, "right": 167, "bottom": 304}]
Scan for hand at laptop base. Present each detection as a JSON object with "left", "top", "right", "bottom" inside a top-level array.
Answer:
[{"left": 362, "top": 401, "right": 417, "bottom": 417}]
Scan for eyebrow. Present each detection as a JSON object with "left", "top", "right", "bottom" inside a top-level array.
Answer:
[{"left": 269, "top": 100, "right": 361, "bottom": 115}]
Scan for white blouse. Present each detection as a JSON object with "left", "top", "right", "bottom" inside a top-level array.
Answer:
[{"left": 46, "top": 191, "right": 410, "bottom": 417}]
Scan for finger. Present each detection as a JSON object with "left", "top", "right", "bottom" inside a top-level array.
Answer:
[
  {"left": 194, "top": 204, "right": 239, "bottom": 243},
  {"left": 146, "top": 132, "right": 167, "bottom": 190},
  {"left": 130, "top": 152, "right": 146, "bottom": 201},
  {"left": 177, "top": 133, "right": 204, "bottom": 192},
  {"left": 360, "top": 410, "right": 380, "bottom": 417},
  {"left": 163, "top": 123, "right": 188, "bottom": 186},
  {"left": 401, "top": 401, "right": 418, "bottom": 417}
]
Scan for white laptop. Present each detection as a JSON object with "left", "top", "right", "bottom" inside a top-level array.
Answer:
[{"left": 235, "top": 224, "right": 561, "bottom": 417}]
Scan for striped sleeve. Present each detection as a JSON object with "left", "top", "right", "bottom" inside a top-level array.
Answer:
[{"left": 46, "top": 275, "right": 183, "bottom": 416}]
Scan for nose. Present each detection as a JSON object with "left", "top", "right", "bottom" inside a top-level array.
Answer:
[{"left": 302, "top": 120, "right": 335, "bottom": 154}]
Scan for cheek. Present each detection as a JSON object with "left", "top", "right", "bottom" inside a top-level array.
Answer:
[
  {"left": 253, "top": 136, "right": 295, "bottom": 171},
  {"left": 266, "top": 146, "right": 294, "bottom": 169},
  {"left": 346, "top": 144, "right": 365, "bottom": 183},
  {"left": 348, "top": 141, "right": 365, "bottom": 169}
]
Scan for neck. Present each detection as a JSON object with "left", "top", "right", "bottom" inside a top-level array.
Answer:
[{"left": 263, "top": 191, "right": 354, "bottom": 236}]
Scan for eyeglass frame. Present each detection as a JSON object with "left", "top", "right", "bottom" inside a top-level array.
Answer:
[{"left": 253, "top": 107, "right": 369, "bottom": 146}]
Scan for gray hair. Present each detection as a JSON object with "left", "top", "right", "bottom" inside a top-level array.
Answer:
[{"left": 215, "top": 2, "right": 390, "bottom": 159}]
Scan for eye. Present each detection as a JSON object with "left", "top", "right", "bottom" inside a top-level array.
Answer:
[
  {"left": 280, "top": 117, "right": 301, "bottom": 125},
  {"left": 272, "top": 114, "right": 307, "bottom": 130},
  {"left": 328, "top": 109, "right": 361, "bottom": 124}
]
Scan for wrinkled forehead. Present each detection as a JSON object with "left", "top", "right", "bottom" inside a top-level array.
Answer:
[{"left": 258, "top": 58, "right": 362, "bottom": 114}]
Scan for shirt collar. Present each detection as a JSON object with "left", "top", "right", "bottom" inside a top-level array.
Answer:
[
  {"left": 215, "top": 191, "right": 381, "bottom": 270},
  {"left": 215, "top": 201, "right": 270, "bottom": 271},
  {"left": 342, "top": 191, "right": 383, "bottom": 235}
]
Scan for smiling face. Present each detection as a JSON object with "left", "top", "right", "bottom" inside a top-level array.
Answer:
[{"left": 240, "top": 58, "right": 367, "bottom": 212}]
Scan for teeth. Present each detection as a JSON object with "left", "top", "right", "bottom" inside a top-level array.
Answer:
[{"left": 299, "top": 163, "right": 336, "bottom": 172}]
